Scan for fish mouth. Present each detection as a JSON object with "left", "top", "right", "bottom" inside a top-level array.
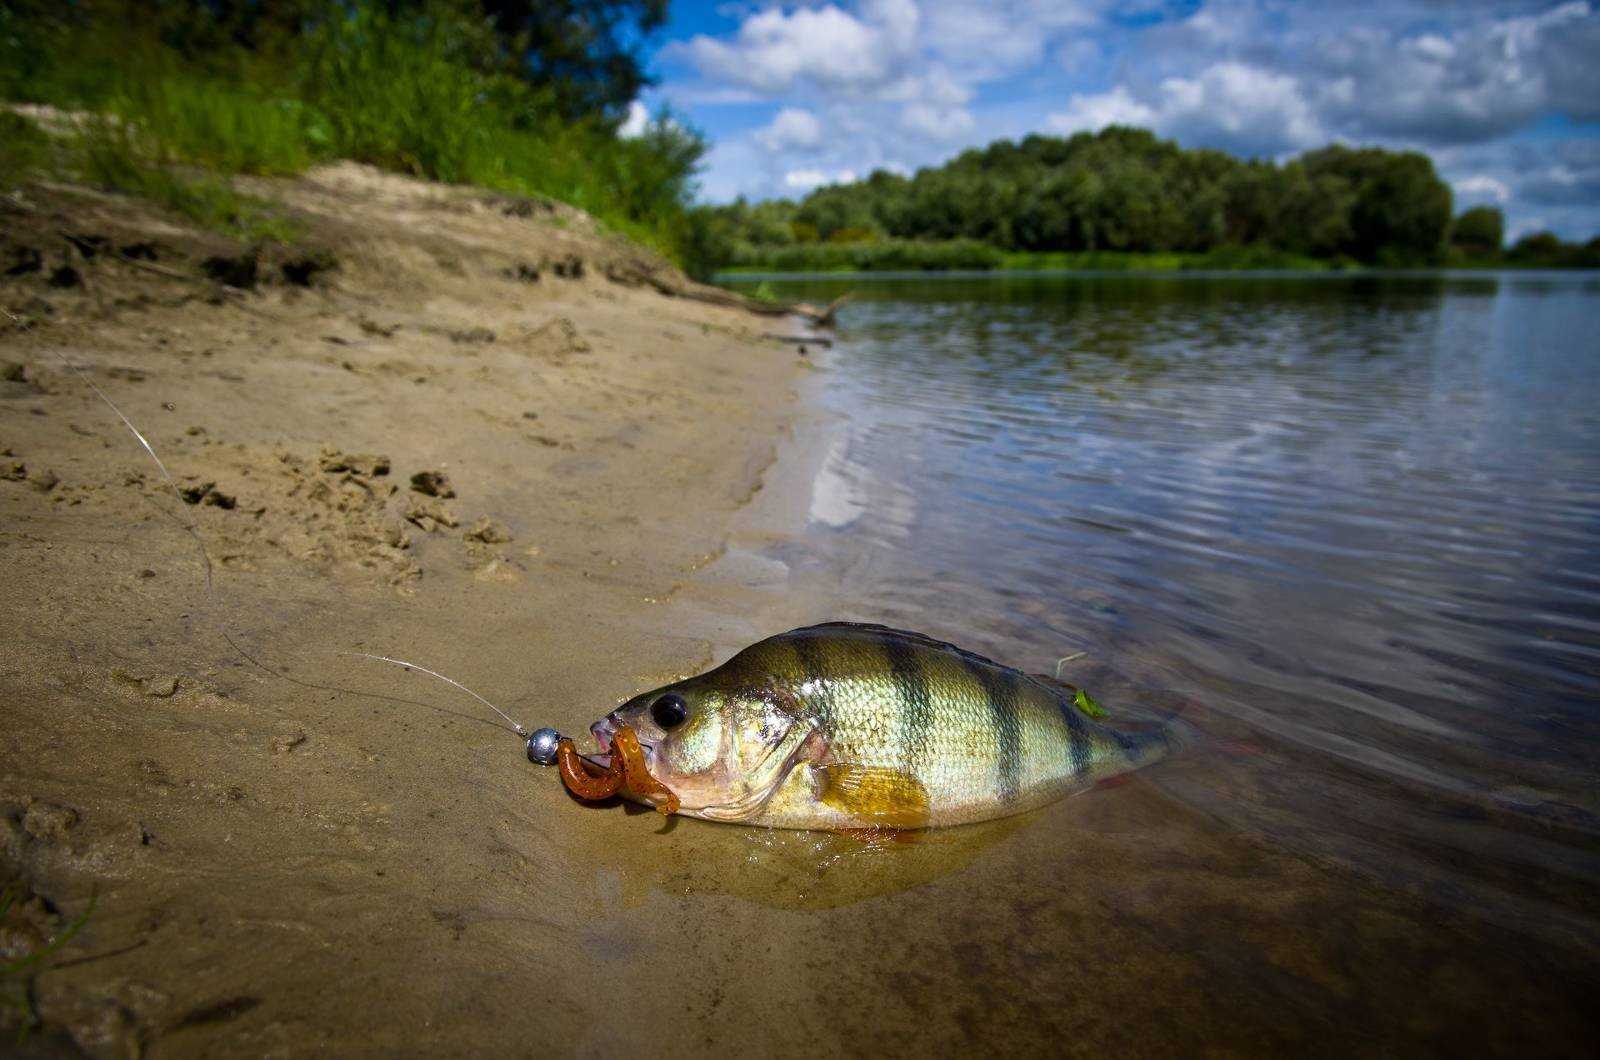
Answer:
[{"left": 588, "top": 714, "right": 657, "bottom": 771}]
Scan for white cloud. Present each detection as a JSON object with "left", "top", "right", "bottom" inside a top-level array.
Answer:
[
  {"left": 921, "top": 1, "right": 1098, "bottom": 79},
  {"left": 1519, "top": 140, "right": 1600, "bottom": 206},
  {"left": 1049, "top": 63, "right": 1320, "bottom": 155},
  {"left": 785, "top": 168, "right": 860, "bottom": 190},
  {"left": 1047, "top": 86, "right": 1155, "bottom": 134},
  {"left": 878, "top": 65, "right": 973, "bottom": 106},
  {"left": 676, "top": 0, "right": 1600, "bottom": 238},
  {"left": 756, "top": 108, "right": 825, "bottom": 152},
  {"left": 618, "top": 100, "right": 649, "bottom": 138},
  {"left": 901, "top": 101, "right": 975, "bottom": 141},
  {"left": 1454, "top": 175, "right": 1510, "bottom": 204},
  {"left": 1156, "top": 62, "right": 1322, "bottom": 155},
  {"left": 674, "top": 0, "right": 920, "bottom": 95}
]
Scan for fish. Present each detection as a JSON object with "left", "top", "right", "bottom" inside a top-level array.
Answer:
[{"left": 589, "top": 622, "right": 1182, "bottom": 830}]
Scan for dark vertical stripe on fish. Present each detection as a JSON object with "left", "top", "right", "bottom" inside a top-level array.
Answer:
[
  {"left": 789, "top": 632, "right": 836, "bottom": 733},
  {"left": 1053, "top": 683, "right": 1091, "bottom": 778},
  {"left": 881, "top": 636, "right": 934, "bottom": 775},
  {"left": 963, "top": 660, "right": 1023, "bottom": 804}
]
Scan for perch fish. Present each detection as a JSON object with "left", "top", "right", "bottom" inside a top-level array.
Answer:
[{"left": 587, "top": 623, "right": 1182, "bottom": 830}]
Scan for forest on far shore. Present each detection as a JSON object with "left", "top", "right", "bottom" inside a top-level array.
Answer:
[{"left": 691, "top": 127, "right": 1600, "bottom": 274}]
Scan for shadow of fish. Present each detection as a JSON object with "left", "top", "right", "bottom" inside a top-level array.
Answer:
[{"left": 590, "top": 623, "right": 1184, "bottom": 830}]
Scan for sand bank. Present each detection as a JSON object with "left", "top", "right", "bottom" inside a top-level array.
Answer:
[{"left": 1, "top": 164, "right": 821, "bottom": 1055}]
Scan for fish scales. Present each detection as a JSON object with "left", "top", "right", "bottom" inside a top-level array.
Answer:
[{"left": 592, "top": 623, "right": 1180, "bottom": 830}]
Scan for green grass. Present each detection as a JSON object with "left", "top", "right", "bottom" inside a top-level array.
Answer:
[
  {"left": 727, "top": 238, "right": 1005, "bottom": 272},
  {"left": 0, "top": 3, "right": 704, "bottom": 264},
  {"left": 0, "top": 112, "right": 53, "bottom": 191},
  {"left": 999, "top": 246, "right": 1349, "bottom": 271},
  {"left": 1, "top": 884, "right": 97, "bottom": 1044},
  {"left": 722, "top": 241, "right": 1363, "bottom": 274},
  {"left": 107, "top": 76, "right": 323, "bottom": 177},
  {"left": 75, "top": 117, "right": 300, "bottom": 243}
]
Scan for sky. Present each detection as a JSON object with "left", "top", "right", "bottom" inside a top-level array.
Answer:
[{"left": 622, "top": 0, "right": 1600, "bottom": 239}]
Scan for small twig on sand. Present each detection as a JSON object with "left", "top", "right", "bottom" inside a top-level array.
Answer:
[{"left": 762, "top": 333, "right": 833, "bottom": 347}]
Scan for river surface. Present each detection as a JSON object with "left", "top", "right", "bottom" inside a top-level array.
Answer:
[{"left": 714, "top": 269, "right": 1600, "bottom": 1052}]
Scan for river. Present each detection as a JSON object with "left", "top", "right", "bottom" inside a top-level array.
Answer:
[{"left": 709, "top": 269, "right": 1600, "bottom": 1052}]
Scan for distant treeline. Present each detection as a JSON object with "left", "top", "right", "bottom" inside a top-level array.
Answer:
[
  {"left": 689, "top": 128, "right": 1600, "bottom": 274},
  {"left": 1, "top": 0, "right": 706, "bottom": 262}
]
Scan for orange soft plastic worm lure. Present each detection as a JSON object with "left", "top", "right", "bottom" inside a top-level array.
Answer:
[{"left": 556, "top": 725, "right": 680, "bottom": 815}]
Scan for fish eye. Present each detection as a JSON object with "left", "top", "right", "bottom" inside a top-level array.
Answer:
[{"left": 650, "top": 692, "right": 689, "bottom": 730}]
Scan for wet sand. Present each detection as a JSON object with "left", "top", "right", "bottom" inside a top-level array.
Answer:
[
  {"left": 4, "top": 172, "right": 1596, "bottom": 1057},
  {"left": 1, "top": 164, "right": 810, "bottom": 1055}
]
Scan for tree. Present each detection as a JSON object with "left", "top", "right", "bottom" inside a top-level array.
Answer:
[
  {"left": 1507, "top": 231, "right": 1565, "bottom": 263},
  {"left": 474, "top": 0, "right": 668, "bottom": 122},
  {"left": 1299, "top": 146, "right": 1453, "bottom": 263},
  {"left": 1451, "top": 206, "right": 1504, "bottom": 257},
  {"left": 38, "top": 1, "right": 667, "bottom": 124},
  {"left": 690, "top": 128, "right": 1469, "bottom": 267}
]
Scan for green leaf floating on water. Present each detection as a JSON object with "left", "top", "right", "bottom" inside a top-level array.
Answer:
[{"left": 1073, "top": 688, "right": 1109, "bottom": 719}]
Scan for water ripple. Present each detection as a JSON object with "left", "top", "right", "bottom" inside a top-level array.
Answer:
[{"left": 755, "top": 270, "right": 1600, "bottom": 940}]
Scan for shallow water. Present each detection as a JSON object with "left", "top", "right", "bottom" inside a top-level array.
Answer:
[{"left": 714, "top": 269, "right": 1600, "bottom": 1049}]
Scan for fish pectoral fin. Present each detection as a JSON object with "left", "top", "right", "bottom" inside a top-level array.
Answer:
[{"left": 819, "top": 765, "right": 931, "bottom": 829}]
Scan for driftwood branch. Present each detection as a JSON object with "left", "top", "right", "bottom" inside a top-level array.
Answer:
[{"left": 601, "top": 257, "right": 850, "bottom": 327}]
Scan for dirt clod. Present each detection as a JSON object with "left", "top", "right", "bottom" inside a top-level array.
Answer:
[
  {"left": 522, "top": 316, "right": 590, "bottom": 360},
  {"left": 30, "top": 468, "right": 59, "bottom": 492},
  {"left": 464, "top": 516, "right": 511, "bottom": 544},
  {"left": 47, "top": 264, "right": 82, "bottom": 288},
  {"left": 405, "top": 500, "right": 459, "bottom": 532},
  {"left": 409, "top": 469, "right": 454, "bottom": 498},
  {"left": 201, "top": 251, "right": 258, "bottom": 289},
  {"left": 271, "top": 732, "right": 307, "bottom": 755},
  {"left": 22, "top": 799, "right": 79, "bottom": 841},
  {"left": 120, "top": 241, "right": 160, "bottom": 260},
  {"left": 6, "top": 244, "right": 42, "bottom": 276},
  {"left": 281, "top": 252, "right": 336, "bottom": 286},
  {"left": 142, "top": 675, "right": 180, "bottom": 698},
  {"left": 499, "top": 196, "right": 552, "bottom": 218},
  {"left": 447, "top": 326, "right": 495, "bottom": 345},
  {"left": 63, "top": 233, "right": 109, "bottom": 259},
  {"left": 320, "top": 451, "right": 391, "bottom": 477},
  {"left": 180, "top": 481, "right": 214, "bottom": 505}
]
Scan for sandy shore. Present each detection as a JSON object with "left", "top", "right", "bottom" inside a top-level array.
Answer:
[
  {"left": 10, "top": 170, "right": 1597, "bottom": 1060},
  {"left": 1, "top": 165, "right": 821, "bottom": 1055}
]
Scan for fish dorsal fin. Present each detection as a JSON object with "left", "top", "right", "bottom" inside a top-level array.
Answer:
[
  {"left": 781, "top": 622, "right": 1015, "bottom": 675},
  {"left": 1028, "top": 673, "right": 1110, "bottom": 719},
  {"left": 819, "top": 764, "right": 931, "bottom": 829}
]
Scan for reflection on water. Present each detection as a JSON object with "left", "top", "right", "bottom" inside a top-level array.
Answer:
[
  {"left": 724, "top": 271, "right": 1599, "bottom": 991},
  {"left": 563, "top": 801, "right": 1039, "bottom": 910}
]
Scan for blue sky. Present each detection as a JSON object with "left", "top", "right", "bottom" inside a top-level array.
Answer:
[{"left": 621, "top": 1, "right": 1600, "bottom": 239}]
